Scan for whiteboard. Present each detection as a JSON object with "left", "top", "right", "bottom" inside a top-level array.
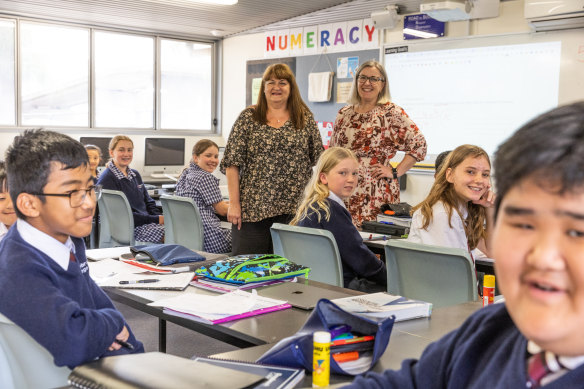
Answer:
[{"left": 383, "top": 30, "right": 584, "bottom": 157}]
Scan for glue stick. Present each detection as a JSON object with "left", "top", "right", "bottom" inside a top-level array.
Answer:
[
  {"left": 483, "top": 275, "right": 495, "bottom": 307},
  {"left": 312, "top": 331, "right": 331, "bottom": 387}
]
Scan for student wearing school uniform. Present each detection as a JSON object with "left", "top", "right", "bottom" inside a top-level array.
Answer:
[
  {"left": 0, "top": 161, "right": 16, "bottom": 242},
  {"left": 97, "top": 135, "right": 164, "bottom": 244},
  {"left": 0, "top": 130, "right": 143, "bottom": 368},
  {"left": 84, "top": 144, "right": 103, "bottom": 181},
  {"left": 291, "top": 147, "right": 386, "bottom": 292},
  {"left": 407, "top": 144, "right": 495, "bottom": 259},
  {"left": 175, "top": 139, "right": 231, "bottom": 253},
  {"left": 344, "top": 103, "right": 584, "bottom": 388}
]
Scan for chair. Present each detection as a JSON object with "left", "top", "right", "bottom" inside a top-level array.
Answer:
[
  {"left": 0, "top": 313, "right": 70, "bottom": 389},
  {"left": 97, "top": 189, "right": 137, "bottom": 248},
  {"left": 384, "top": 240, "right": 478, "bottom": 308},
  {"left": 160, "top": 195, "right": 204, "bottom": 251},
  {"left": 270, "top": 223, "right": 344, "bottom": 287}
]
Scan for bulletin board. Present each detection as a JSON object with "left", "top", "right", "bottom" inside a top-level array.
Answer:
[{"left": 245, "top": 49, "right": 379, "bottom": 123}]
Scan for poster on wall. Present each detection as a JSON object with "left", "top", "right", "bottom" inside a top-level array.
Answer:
[
  {"left": 336, "top": 82, "right": 352, "bottom": 104},
  {"left": 336, "top": 56, "right": 359, "bottom": 79},
  {"left": 317, "top": 121, "right": 334, "bottom": 148}
]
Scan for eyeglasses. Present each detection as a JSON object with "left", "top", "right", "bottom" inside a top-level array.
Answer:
[
  {"left": 357, "top": 75, "right": 385, "bottom": 84},
  {"left": 31, "top": 185, "right": 102, "bottom": 208},
  {"left": 265, "top": 80, "right": 289, "bottom": 88}
]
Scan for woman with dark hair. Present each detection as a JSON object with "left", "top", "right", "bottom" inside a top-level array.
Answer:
[
  {"left": 220, "top": 63, "right": 323, "bottom": 254},
  {"left": 175, "top": 139, "right": 231, "bottom": 253},
  {"left": 331, "top": 60, "right": 427, "bottom": 227}
]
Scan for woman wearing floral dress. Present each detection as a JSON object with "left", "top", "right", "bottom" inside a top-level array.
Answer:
[
  {"left": 220, "top": 63, "right": 323, "bottom": 255},
  {"left": 330, "top": 60, "right": 427, "bottom": 228}
]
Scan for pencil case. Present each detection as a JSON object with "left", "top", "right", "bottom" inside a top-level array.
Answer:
[
  {"left": 194, "top": 254, "right": 310, "bottom": 284},
  {"left": 257, "top": 299, "right": 395, "bottom": 375},
  {"left": 130, "top": 244, "right": 206, "bottom": 266}
]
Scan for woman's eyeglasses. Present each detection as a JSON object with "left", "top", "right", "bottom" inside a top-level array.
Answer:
[
  {"left": 357, "top": 75, "right": 385, "bottom": 84},
  {"left": 30, "top": 185, "right": 103, "bottom": 208}
]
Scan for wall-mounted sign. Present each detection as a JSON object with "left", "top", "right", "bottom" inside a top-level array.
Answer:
[
  {"left": 403, "top": 14, "right": 445, "bottom": 40},
  {"left": 264, "top": 19, "right": 378, "bottom": 57}
]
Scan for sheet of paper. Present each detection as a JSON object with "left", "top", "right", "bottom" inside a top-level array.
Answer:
[
  {"left": 86, "top": 247, "right": 132, "bottom": 261},
  {"left": 89, "top": 258, "right": 144, "bottom": 280},
  {"left": 95, "top": 271, "right": 195, "bottom": 290}
]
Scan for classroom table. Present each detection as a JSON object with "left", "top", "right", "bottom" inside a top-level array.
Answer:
[
  {"left": 101, "top": 277, "right": 361, "bottom": 352},
  {"left": 210, "top": 301, "right": 483, "bottom": 387}
]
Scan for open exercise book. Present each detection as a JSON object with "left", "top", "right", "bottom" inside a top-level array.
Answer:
[
  {"left": 148, "top": 289, "right": 291, "bottom": 325},
  {"left": 331, "top": 292, "right": 432, "bottom": 322}
]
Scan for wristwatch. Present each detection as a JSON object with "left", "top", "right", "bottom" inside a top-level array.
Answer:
[{"left": 392, "top": 167, "right": 398, "bottom": 179}]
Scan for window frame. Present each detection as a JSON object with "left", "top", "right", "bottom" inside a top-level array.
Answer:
[{"left": 0, "top": 15, "right": 219, "bottom": 135}]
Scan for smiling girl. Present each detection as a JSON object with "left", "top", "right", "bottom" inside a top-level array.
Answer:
[
  {"left": 408, "top": 144, "right": 495, "bottom": 258},
  {"left": 175, "top": 140, "right": 231, "bottom": 253},
  {"left": 0, "top": 161, "right": 16, "bottom": 242},
  {"left": 291, "top": 147, "right": 386, "bottom": 292}
]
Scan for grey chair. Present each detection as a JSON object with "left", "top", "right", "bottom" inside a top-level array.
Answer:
[
  {"left": 384, "top": 240, "right": 478, "bottom": 308},
  {"left": 160, "top": 195, "right": 204, "bottom": 251},
  {"left": 270, "top": 223, "right": 344, "bottom": 287},
  {"left": 97, "top": 189, "right": 137, "bottom": 248},
  {"left": 0, "top": 313, "right": 70, "bottom": 389}
]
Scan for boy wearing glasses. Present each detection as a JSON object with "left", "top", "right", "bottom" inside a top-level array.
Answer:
[{"left": 0, "top": 129, "right": 143, "bottom": 369}]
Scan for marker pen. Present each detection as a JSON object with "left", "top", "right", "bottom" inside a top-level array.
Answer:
[{"left": 119, "top": 279, "right": 160, "bottom": 284}]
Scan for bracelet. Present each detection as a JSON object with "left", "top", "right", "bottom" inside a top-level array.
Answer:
[{"left": 392, "top": 167, "right": 398, "bottom": 179}]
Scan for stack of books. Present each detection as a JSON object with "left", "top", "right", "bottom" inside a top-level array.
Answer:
[
  {"left": 190, "top": 277, "right": 295, "bottom": 294},
  {"left": 376, "top": 213, "right": 412, "bottom": 227},
  {"left": 331, "top": 292, "right": 432, "bottom": 322}
]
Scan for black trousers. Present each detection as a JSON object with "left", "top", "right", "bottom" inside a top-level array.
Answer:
[{"left": 231, "top": 214, "right": 293, "bottom": 255}]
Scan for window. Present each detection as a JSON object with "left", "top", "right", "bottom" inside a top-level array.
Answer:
[
  {"left": 94, "top": 31, "right": 155, "bottom": 128},
  {"left": 20, "top": 22, "right": 89, "bottom": 127},
  {"left": 160, "top": 39, "right": 212, "bottom": 130},
  {"left": 0, "top": 19, "right": 15, "bottom": 126}
]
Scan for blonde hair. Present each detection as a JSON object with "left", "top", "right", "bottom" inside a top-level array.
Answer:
[
  {"left": 253, "top": 63, "right": 311, "bottom": 130},
  {"left": 347, "top": 60, "right": 390, "bottom": 105},
  {"left": 108, "top": 135, "right": 133, "bottom": 152},
  {"left": 411, "top": 144, "right": 491, "bottom": 250},
  {"left": 291, "top": 147, "right": 358, "bottom": 225}
]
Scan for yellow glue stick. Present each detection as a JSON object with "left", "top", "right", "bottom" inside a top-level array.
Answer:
[
  {"left": 313, "top": 331, "right": 331, "bottom": 387},
  {"left": 483, "top": 275, "right": 495, "bottom": 307}
]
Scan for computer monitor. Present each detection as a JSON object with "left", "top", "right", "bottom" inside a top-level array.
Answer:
[
  {"left": 79, "top": 137, "right": 112, "bottom": 167},
  {"left": 143, "top": 138, "right": 186, "bottom": 177}
]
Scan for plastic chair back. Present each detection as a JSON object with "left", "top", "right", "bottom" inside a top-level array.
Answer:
[
  {"left": 0, "top": 313, "right": 70, "bottom": 389},
  {"left": 384, "top": 240, "right": 478, "bottom": 308},
  {"left": 97, "top": 189, "right": 135, "bottom": 248},
  {"left": 270, "top": 223, "right": 344, "bottom": 287},
  {"left": 160, "top": 195, "right": 204, "bottom": 251}
]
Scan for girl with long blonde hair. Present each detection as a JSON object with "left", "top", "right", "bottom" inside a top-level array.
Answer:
[{"left": 292, "top": 147, "right": 386, "bottom": 292}]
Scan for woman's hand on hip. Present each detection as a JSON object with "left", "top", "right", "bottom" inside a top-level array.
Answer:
[
  {"left": 228, "top": 202, "right": 242, "bottom": 230},
  {"left": 371, "top": 163, "right": 393, "bottom": 180}
]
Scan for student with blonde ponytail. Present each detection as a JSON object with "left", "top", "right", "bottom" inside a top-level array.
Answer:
[{"left": 292, "top": 147, "right": 386, "bottom": 292}]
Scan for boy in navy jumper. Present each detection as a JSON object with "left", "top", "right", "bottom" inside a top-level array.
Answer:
[
  {"left": 0, "top": 129, "right": 144, "bottom": 369},
  {"left": 345, "top": 103, "right": 584, "bottom": 388}
]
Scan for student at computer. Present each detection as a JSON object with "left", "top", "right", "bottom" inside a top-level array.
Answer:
[
  {"left": 175, "top": 139, "right": 231, "bottom": 253},
  {"left": 84, "top": 144, "right": 102, "bottom": 180},
  {"left": 98, "top": 135, "right": 164, "bottom": 243},
  {"left": 291, "top": 147, "right": 386, "bottom": 292},
  {"left": 407, "top": 144, "right": 495, "bottom": 259},
  {"left": 0, "top": 161, "right": 16, "bottom": 242},
  {"left": 345, "top": 103, "right": 584, "bottom": 388},
  {"left": 0, "top": 129, "right": 144, "bottom": 369}
]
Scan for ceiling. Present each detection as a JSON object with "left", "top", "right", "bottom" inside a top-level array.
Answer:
[{"left": 0, "top": 0, "right": 424, "bottom": 40}]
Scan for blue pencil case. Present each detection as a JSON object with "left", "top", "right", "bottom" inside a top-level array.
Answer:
[{"left": 130, "top": 244, "right": 206, "bottom": 266}]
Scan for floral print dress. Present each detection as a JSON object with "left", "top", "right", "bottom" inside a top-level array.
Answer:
[{"left": 331, "top": 102, "right": 427, "bottom": 227}]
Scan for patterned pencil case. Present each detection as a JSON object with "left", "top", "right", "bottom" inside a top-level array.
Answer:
[{"left": 194, "top": 254, "right": 310, "bottom": 284}]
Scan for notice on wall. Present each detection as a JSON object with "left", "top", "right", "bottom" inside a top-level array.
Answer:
[
  {"left": 317, "top": 121, "right": 334, "bottom": 149},
  {"left": 337, "top": 56, "right": 359, "bottom": 79},
  {"left": 336, "top": 81, "right": 352, "bottom": 104},
  {"left": 251, "top": 78, "right": 262, "bottom": 105}
]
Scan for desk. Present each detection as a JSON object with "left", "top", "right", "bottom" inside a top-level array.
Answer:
[
  {"left": 101, "top": 278, "right": 361, "bottom": 352},
  {"left": 210, "top": 301, "right": 482, "bottom": 387}
]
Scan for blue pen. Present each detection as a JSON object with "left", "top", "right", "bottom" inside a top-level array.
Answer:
[{"left": 379, "top": 221, "right": 394, "bottom": 225}]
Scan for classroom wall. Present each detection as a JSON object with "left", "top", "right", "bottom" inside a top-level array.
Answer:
[{"left": 221, "top": 0, "right": 534, "bottom": 206}]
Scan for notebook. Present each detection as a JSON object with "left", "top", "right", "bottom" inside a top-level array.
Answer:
[
  {"left": 256, "top": 282, "right": 355, "bottom": 310},
  {"left": 68, "top": 352, "right": 265, "bottom": 389},
  {"left": 194, "top": 357, "right": 305, "bottom": 389}
]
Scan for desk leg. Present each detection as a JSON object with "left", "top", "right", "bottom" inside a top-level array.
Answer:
[{"left": 159, "top": 318, "right": 167, "bottom": 353}]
